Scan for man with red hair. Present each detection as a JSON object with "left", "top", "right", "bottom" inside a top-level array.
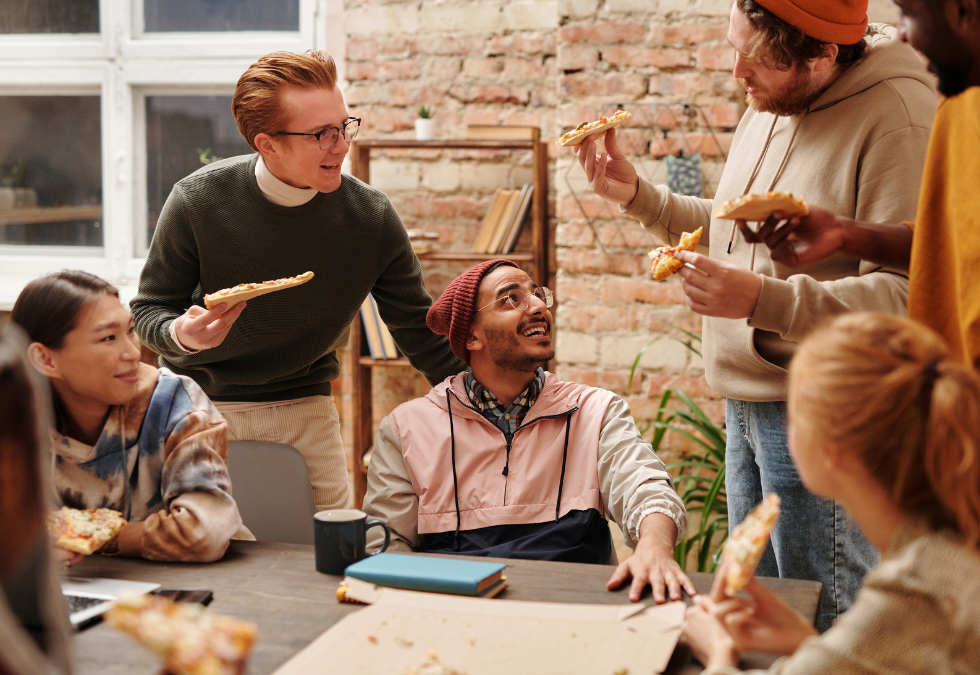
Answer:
[
  {"left": 131, "top": 51, "right": 463, "bottom": 513},
  {"left": 363, "top": 260, "right": 691, "bottom": 604},
  {"left": 575, "top": 0, "right": 936, "bottom": 629}
]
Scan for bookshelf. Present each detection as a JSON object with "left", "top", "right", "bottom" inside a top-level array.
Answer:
[{"left": 348, "top": 136, "right": 549, "bottom": 507}]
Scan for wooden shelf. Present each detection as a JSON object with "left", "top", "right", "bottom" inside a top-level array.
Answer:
[
  {"left": 0, "top": 205, "right": 102, "bottom": 226},
  {"left": 348, "top": 137, "right": 549, "bottom": 509},
  {"left": 417, "top": 251, "right": 533, "bottom": 262}
]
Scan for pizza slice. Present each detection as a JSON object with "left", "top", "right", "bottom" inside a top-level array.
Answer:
[
  {"left": 713, "top": 192, "right": 809, "bottom": 222},
  {"left": 557, "top": 110, "right": 632, "bottom": 147},
  {"left": 203, "top": 271, "right": 314, "bottom": 310},
  {"left": 647, "top": 227, "right": 703, "bottom": 282},
  {"left": 46, "top": 507, "right": 127, "bottom": 555},
  {"left": 720, "top": 493, "right": 781, "bottom": 596},
  {"left": 105, "top": 594, "right": 258, "bottom": 675}
]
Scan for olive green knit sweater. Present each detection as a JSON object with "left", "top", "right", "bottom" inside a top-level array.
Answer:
[{"left": 131, "top": 154, "right": 464, "bottom": 402}]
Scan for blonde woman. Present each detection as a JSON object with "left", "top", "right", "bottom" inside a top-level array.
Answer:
[{"left": 684, "top": 313, "right": 980, "bottom": 673}]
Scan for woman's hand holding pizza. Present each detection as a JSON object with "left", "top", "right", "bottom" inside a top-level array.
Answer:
[
  {"left": 174, "top": 301, "right": 247, "bottom": 351},
  {"left": 573, "top": 128, "right": 641, "bottom": 207},
  {"left": 673, "top": 250, "right": 763, "bottom": 319}
]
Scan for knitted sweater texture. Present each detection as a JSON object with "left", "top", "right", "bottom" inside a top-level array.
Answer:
[{"left": 131, "top": 154, "right": 464, "bottom": 401}]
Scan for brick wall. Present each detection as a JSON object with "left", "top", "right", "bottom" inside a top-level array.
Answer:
[
  {"left": 337, "top": 0, "right": 561, "bottom": 462},
  {"left": 336, "top": 0, "right": 905, "bottom": 467}
]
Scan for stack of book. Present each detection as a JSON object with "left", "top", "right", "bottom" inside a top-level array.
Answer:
[
  {"left": 473, "top": 183, "right": 533, "bottom": 255},
  {"left": 360, "top": 294, "right": 399, "bottom": 360}
]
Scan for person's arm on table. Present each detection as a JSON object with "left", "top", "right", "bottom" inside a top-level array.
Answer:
[
  {"left": 370, "top": 202, "right": 467, "bottom": 384},
  {"left": 130, "top": 184, "right": 246, "bottom": 356},
  {"left": 362, "top": 417, "right": 419, "bottom": 553},
  {"left": 116, "top": 395, "right": 242, "bottom": 562},
  {"left": 574, "top": 128, "right": 714, "bottom": 249},
  {"left": 597, "top": 397, "right": 693, "bottom": 603}
]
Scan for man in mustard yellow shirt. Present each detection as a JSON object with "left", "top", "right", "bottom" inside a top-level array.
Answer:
[{"left": 741, "top": 0, "right": 980, "bottom": 366}]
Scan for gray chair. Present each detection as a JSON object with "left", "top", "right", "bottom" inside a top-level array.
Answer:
[{"left": 226, "top": 441, "right": 316, "bottom": 545}]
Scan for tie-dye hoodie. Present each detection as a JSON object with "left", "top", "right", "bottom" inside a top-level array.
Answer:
[{"left": 50, "top": 363, "right": 243, "bottom": 562}]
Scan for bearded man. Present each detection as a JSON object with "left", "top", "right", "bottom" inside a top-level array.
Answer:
[
  {"left": 363, "top": 261, "right": 691, "bottom": 604},
  {"left": 574, "top": 0, "right": 936, "bottom": 631}
]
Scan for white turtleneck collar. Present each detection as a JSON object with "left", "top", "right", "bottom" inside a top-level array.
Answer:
[{"left": 254, "top": 155, "right": 318, "bottom": 207}]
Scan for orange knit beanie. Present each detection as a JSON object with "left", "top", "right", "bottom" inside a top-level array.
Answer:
[{"left": 755, "top": 0, "right": 868, "bottom": 45}]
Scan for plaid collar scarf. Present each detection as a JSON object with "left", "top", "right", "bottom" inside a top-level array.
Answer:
[{"left": 464, "top": 367, "right": 546, "bottom": 440}]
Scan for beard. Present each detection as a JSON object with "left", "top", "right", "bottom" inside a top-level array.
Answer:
[
  {"left": 482, "top": 321, "right": 554, "bottom": 373},
  {"left": 741, "top": 65, "right": 823, "bottom": 117},
  {"left": 933, "top": 60, "right": 972, "bottom": 98}
]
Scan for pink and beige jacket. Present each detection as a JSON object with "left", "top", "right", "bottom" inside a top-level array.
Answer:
[{"left": 363, "top": 372, "right": 687, "bottom": 558}]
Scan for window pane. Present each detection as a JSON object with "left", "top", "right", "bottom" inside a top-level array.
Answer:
[
  {"left": 0, "top": 96, "right": 102, "bottom": 247},
  {"left": 143, "top": 0, "right": 299, "bottom": 32},
  {"left": 0, "top": 0, "right": 99, "bottom": 34},
  {"left": 145, "top": 96, "right": 252, "bottom": 248}
]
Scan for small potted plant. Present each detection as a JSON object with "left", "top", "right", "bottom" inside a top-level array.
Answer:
[{"left": 414, "top": 105, "right": 435, "bottom": 141}]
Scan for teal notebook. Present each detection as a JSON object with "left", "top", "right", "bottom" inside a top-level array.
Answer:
[{"left": 344, "top": 553, "right": 507, "bottom": 597}]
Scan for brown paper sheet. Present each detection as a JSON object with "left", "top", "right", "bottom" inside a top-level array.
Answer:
[{"left": 274, "top": 580, "right": 685, "bottom": 675}]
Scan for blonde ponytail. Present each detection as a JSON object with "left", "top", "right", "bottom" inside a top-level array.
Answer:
[{"left": 789, "top": 313, "right": 980, "bottom": 548}]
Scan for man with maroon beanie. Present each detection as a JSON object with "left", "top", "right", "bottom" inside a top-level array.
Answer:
[
  {"left": 575, "top": 0, "right": 937, "bottom": 629},
  {"left": 363, "top": 261, "right": 691, "bottom": 604}
]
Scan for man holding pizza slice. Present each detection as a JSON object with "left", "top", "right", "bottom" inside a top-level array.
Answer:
[
  {"left": 131, "top": 51, "right": 465, "bottom": 512},
  {"left": 575, "top": 0, "right": 936, "bottom": 631}
]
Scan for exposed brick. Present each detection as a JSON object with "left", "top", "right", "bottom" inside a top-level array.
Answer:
[
  {"left": 556, "top": 330, "right": 599, "bottom": 364},
  {"left": 345, "top": 4, "right": 420, "bottom": 36},
  {"left": 463, "top": 109, "right": 501, "bottom": 125},
  {"left": 504, "top": 0, "right": 558, "bottom": 30},
  {"left": 346, "top": 37, "right": 379, "bottom": 61},
  {"left": 560, "top": 21, "right": 647, "bottom": 44},
  {"left": 449, "top": 85, "right": 531, "bottom": 105},
  {"left": 557, "top": 249, "right": 646, "bottom": 276},
  {"left": 556, "top": 274, "right": 600, "bottom": 303},
  {"left": 420, "top": 3, "right": 503, "bottom": 33},
  {"left": 426, "top": 57, "right": 462, "bottom": 80},
  {"left": 601, "top": 277, "right": 688, "bottom": 305},
  {"left": 502, "top": 56, "right": 545, "bottom": 80},
  {"left": 611, "top": 129, "right": 648, "bottom": 156},
  {"left": 650, "top": 132, "right": 734, "bottom": 157},
  {"left": 557, "top": 193, "right": 620, "bottom": 220},
  {"left": 646, "top": 374, "right": 720, "bottom": 400},
  {"left": 663, "top": 22, "right": 729, "bottom": 45},
  {"left": 346, "top": 59, "right": 420, "bottom": 81},
  {"left": 559, "top": 45, "right": 599, "bottom": 71},
  {"left": 558, "top": 0, "right": 599, "bottom": 21},
  {"left": 414, "top": 34, "right": 487, "bottom": 56},
  {"left": 399, "top": 195, "right": 485, "bottom": 219},
  {"left": 461, "top": 57, "right": 501, "bottom": 78},
  {"left": 560, "top": 71, "right": 647, "bottom": 99},
  {"left": 696, "top": 44, "right": 736, "bottom": 71},
  {"left": 597, "top": 223, "right": 657, "bottom": 250},
  {"left": 487, "top": 32, "right": 552, "bottom": 56},
  {"left": 601, "top": 47, "right": 689, "bottom": 69},
  {"left": 556, "top": 222, "right": 596, "bottom": 248},
  {"left": 700, "top": 102, "right": 741, "bottom": 128}
]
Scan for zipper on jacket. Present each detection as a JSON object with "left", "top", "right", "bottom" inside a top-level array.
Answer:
[{"left": 502, "top": 436, "right": 512, "bottom": 504}]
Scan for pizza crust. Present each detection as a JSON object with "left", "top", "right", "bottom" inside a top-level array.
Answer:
[
  {"left": 647, "top": 227, "right": 703, "bottom": 282},
  {"left": 106, "top": 594, "right": 257, "bottom": 675},
  {"left": 720, "top": 493, "right": 781, "bottom": 596},
  {"left": 557, "top": 110, "right": 632, "bottom": 147},
  {"left": 203, "top": 271, "right": 314, "bottom": 310},
  {"left": 713, "top": 192, "right": 809, "bottom": 222},
  {"left": 46, "top": 507, "right": 127, "bottom": 555}
]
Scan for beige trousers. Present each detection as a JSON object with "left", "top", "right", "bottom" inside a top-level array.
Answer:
[{"left": 214, "top": 395, "right": 352, "bottom": 511}]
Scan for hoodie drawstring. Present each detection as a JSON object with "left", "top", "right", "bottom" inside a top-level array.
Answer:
[
  {"left": 446, "top": 390, "right": 462, "bottom": 551},
  {"left": 554, "top": 416, "right": 572, "bottom": 522},
  {"left": 727, "top": 110, "right": 808, "bottom": 271}
]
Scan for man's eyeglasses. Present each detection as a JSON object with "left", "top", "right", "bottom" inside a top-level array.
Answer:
[
  {"left": 272, "top": 117, "right": 361, "bottom": 151},
  {"left": 476, "top": 287, "right": 554, "bottom": 313}
]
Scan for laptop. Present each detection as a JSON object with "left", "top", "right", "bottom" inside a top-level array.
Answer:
[{"left": 61, "top": 577, "right": 160, "bottom": 628}]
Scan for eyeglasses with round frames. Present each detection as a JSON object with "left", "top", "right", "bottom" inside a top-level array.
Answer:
[
  {"left": 272, "top": 117, "right": 361, "bottom": 151},
  {"left": 475, "top": 286, "right": 554, "bottom": 313}
]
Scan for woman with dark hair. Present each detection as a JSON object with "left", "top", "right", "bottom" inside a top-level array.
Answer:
[
  {"left": 0, "top": 323, "right": 72, "bottom": 675},
  {"left": 683, "top": 313, "right": 980, "bottom": 673},
  {"left": 12, "top": 270, "right": 246, "bottom": 562}
]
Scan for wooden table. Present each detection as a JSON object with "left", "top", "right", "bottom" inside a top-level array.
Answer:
[{"left": 70, "top": 541, "right": 821, "bottom": 674}]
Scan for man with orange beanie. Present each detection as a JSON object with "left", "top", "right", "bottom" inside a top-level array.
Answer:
[
  {"left": 740, "top": 0, "right": 980, "bottom": 372},
  {"left": 362, "top": 260, "right": 691, "bottom": 604},
  {"left": 574, "top": 0, "right": 937, "bottom": 630}
]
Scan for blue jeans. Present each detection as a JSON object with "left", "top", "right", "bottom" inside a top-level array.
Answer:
[{"left": 725, "top": 399, "right": 878, "bottom": 632}]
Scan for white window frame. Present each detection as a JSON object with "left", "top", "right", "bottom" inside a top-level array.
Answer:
[{"left": 0, "top": 0, "right": 327, "bottom": 309}]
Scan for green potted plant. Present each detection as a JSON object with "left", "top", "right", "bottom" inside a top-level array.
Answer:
[{"left": 415, "top": 104, "right": 435, "bottom": 141}]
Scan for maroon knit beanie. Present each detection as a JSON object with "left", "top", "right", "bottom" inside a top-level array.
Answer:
[{"left": 426, "top": 259, "right": 519, "bottom": 364}]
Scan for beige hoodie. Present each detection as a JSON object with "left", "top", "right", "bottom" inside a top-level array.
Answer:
[{"left": 623, "top": 25, "right": 937, "bottom": 401}]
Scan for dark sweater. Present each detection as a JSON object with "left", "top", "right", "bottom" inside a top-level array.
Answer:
[{"left": 131, "top": 154, "right": 464, "bottom": 402}]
